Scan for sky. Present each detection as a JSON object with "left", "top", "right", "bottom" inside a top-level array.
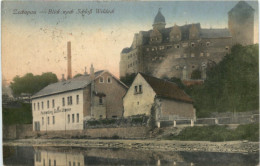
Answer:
[{"left": 2, "top": 0, "right": 259, "bottom": 83}]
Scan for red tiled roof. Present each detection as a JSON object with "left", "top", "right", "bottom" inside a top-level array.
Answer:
[
  {"left": 182, "top": 80, "right": 204, "bottom": 86},
  {"left": 140, "top": 73, "right": 193, "bottom": 103}
]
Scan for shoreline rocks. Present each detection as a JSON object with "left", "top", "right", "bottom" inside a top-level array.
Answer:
[{"left": 3, "top": 139, "right": 259, "bottom": 154}]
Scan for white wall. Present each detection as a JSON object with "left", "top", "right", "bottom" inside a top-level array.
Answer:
[
  {"left": 32, "top": 89, "right": 84, "bottom": 131},
  {"left": 123, "top": 74, "right": 156, "bottom": 117}
]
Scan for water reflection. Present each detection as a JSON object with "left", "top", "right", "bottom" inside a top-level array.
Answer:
[{"left": 3, "top": 146, "right": 259, "bottom": 166}]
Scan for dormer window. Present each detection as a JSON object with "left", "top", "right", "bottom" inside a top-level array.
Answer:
[
  {"left": 99, "top": 77, "right": 104, "bottom": 83},
  {"left": 191, "top": 43, "right": 195, "bottom": 47}
]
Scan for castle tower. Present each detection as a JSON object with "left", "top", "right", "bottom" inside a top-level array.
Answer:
[
  {"left": 153, "top": 8, "right": 166, "bottom": 30},
  {"left": 228, "top": 1, "right": 255, "bottom": 45}
]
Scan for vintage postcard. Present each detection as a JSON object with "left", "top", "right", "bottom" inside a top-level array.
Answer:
[{"left": 2, "top": 0, "right": 259, "bottom": 165}]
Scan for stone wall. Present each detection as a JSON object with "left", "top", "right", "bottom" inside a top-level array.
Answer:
[
  {"left": 3, "top": 124, "right": 149, "bottom": 139},
  {"left": 3, "top": 124, "right": 34, "bottom": 139}
]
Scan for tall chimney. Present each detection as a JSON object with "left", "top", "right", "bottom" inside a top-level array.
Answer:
[
  {"left": 67, "top": 41, "right": 72, "bottom": 79},
  {"left": 90, "top": 64, "right": 95, "bottom": 81}
]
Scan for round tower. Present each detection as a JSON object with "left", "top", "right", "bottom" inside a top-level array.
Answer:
[{"left": 153, "top": 8, "right": 166, "bottom": 30}]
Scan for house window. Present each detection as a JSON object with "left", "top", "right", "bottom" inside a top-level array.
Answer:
[
  {"left": 99, "top": 97, "right": 103, "bottom": 105},
  {"left": 67, "top": 96, "right": 72, "bottom": 105},
  {"left": 43, "top": 159, "right": 45, "bottom": 166},
  {"left": 62, "top": 97, "right": 65, "bottom": 106},
  {"left": 134, "top": 86, "right": 138, "bottom": 93},
  {"left": 191, "top": 42, "right": 195, "bottom": 47},
  {"left": 99, "top": 77, "right": 104, "bottom": 83},
  {"left": 76, "top": 95, "right": 79, "bottom": 104},
  {"left": 38, "top": 102, "right": 39, "bottom": 110},
  {"left": 42, "top": 102, "right": 44, "bottom": 109},
  {"left": 78, "top": 162, "right": 80, "bottom": 166},
  {"left": 47, "top": 117, "right": 49, "bottom": 125},
  {"left": 54, "top": 160, "right": 56, "bottom": 166},
  {"left": 73, "top": 162, "right": 76, "bottom": 166},
  {"left": 72, "top": 114, "right": 74, "bottom": 123},
  {"left": 77, "top": 113, "right": 79, "bottom": 123},
  {"left": 53, "top": 116, "right": 55, "bottom": 124},
  {"left": 107, "top": 76, "right": 112, "bottom": 83},
  {"left": 176, "top": 65, "right": 180, "bottom": 70},
  {"left": 47, "top": 100, "right": 49, "bottom": 108},
  {"left": 99, "top": 115, "right": 103, "bottom": 118},
  {"left": 139, "top": 85, "right": 142, "bottom": 93},
  {"left": 182, "top": 43, "right": 188, "bottom": 47},
  {"left": 206, "top": 42, "right": 210, "bottom": 46},
  {"left": 52, "top": 99, "right": 55, "bottom": 108},
  {"left": 225, "top": 46, "right": 229, "bottom": 50},
  {"left": 49, "top": 159, "right": 51, "bottom": 166},
  {"left": 33, "top": 103, "right": 35, "bottom": 111},
  {"left": 68, "top": 114, "right": 70, "bottom": 123},
  {"left": 42, "top": 117, "right": 44, "bottom": 126},
  {"left": 69, "top": 161, "right": 71, "bottom": 166},
  {"left": 176, "top": 44, "right": 180, "bottom": 48}
]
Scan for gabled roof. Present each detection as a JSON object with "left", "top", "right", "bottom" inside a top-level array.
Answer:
[
  {"left": 139, "top": 73, "right": 193, "bottom": 103},
  {"left": 32, "top": 70, "right": 127, "bottom": 99},
  {"left": 229, "top": 1, "right": 254, "bottom": 14}
]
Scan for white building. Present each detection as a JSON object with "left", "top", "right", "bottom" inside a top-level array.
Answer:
[
  {"left": 31, "top": 66, "right": 127, "bottom": 131},
  {"left": 123, "top": 73, "right": 196, "bottom": 121}
]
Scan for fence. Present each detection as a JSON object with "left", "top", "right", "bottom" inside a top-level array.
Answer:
[{"left": 157, "top": 114, "right": 259, "bottom": 128}]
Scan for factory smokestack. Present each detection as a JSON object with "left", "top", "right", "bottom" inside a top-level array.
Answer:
[{"left": 67, "top": 41, "right": 72, "bottom": 79}]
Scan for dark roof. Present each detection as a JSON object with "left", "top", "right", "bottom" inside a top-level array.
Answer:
[
  {"left": 32, "top": 70, "right": 104, "bottom": 98},
  {"left": 154, "top": 9, "right": 166, "bottom": 24},
  {"left": 200, "top": 29, "right": 231, "bottom": 38},
  {"left": 139, "top": 73, "right": 193, "bottom": 103},
  {"left": 229, "top": 1, "right": 254, "bottom": 14}
]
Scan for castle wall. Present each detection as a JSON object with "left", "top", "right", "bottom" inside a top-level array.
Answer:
[{"left": 142, "top": 37, "right": 232, "bottom": 79}]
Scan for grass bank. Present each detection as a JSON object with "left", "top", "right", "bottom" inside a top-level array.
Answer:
[{"left": 163, "top": 123, "right": 259, "bottom": 142}]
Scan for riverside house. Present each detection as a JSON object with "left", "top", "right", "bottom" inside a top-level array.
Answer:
[
  {"left": 123, "top": 73, "right": 196, "bottom": 123},
  {"left": 31, "top": 65, "right": 128, "bottom": 131}
]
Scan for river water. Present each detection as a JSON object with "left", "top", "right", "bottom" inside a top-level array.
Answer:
[{"left": 3, "top": 146, "right": 259, "bottom": 166}]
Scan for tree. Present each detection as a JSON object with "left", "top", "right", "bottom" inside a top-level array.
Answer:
[
  {"left": 188, "top": 44, "right": 259, "bottom": 117},
  {"left": 10, "top": 72, "right": 58, "bottom": 96}
]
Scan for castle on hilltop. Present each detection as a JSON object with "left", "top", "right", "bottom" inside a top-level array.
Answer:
[{"left": 119, "top": 1, "right": 255, "bottom": 80}]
